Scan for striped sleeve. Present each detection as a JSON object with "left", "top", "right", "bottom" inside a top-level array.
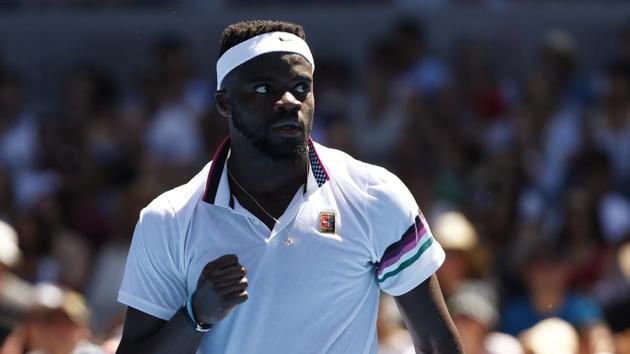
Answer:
[
  {"left": 376, "top": 213, "right": 444, "bottom": 295},
  {"left": 366, "top": 168, "right": 445, "bottom": 296},
  {"left": 377, "top": 215, "right": 434, "bottom": 283}
]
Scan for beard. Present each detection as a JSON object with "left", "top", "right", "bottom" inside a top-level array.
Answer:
[{"left": 231, "top": 113, "right": 309, "bottom": 161}]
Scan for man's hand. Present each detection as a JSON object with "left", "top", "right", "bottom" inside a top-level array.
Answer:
[
  {"left": 192, "top": 254, "right": 249, "bottom": 325},
  {"left": 116, "top": 255, "right": 248, "bottom": 354}
]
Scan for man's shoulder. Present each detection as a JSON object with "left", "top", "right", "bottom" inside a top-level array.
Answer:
[
  {"left": 315, "top": 142, "right": 402, "bottom": 190},
  {"left": 315, "top": 143, "right": 417, "bottom": 218},
  {"left": 142, "top": 161, "right": 212, "bottom": 220}
]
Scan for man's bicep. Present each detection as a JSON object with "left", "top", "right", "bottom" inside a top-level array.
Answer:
[{"left": 118, "top": 306, "right": 168, "bottom": 350}]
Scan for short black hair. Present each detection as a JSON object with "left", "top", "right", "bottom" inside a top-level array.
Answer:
[{"left": 218, "top": 20, "right": 306, "bottom": 57}]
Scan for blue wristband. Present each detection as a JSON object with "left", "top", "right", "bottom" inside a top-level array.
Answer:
[{"left": 183, "top": 292, "right": 213, "bottom": 333}]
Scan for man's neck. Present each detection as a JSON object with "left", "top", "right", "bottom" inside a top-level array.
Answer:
[
  {"left": 226, "top": 139, "right": 308, "bottom": 229},
  {"left": 227, "top": 142, "right": 308, "bottom": 196}
]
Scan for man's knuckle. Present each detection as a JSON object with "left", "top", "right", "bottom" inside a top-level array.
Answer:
[{"left": 203, "top": 262, "right": 217, "bottom": 273}]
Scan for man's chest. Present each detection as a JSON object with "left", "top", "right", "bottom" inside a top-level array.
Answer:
[{"left": 184, "top": 201, "right": 377, "bottom": 297}]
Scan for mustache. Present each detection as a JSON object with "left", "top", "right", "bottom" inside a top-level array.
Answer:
[{"left": 269, "top": 116, "right": 306, "bottom": 131}]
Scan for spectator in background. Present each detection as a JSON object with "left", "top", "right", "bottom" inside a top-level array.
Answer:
[
  {"left": 347, "top": 39, "right": 412, "bottom": 167},
  {"left": 501, "top": 238, "right": 614, "bottom": 354},
  {"left": 309, "top": 59, "right": 352, "bottom": 132},
  {"left": 388, "top": 19, "right": 455, "bottom": 180},
  {"left": 84, "top": 179, "right": 160, "bottom": 339},
  {"left": 429, "top": 211, "right": 523, "bottom": 354},
  {"left": 431, "top": 211, "right": 491, "bottom": 298},
  {"left": 514, "top": 30, "right": 586, "bottom": 203},
  {"left": 3, "top": 283, "right": 104, "bottom": 354},
  {"left": 141, "top": 34, "right": 210, "bottom": 187},
  {"left": 557, "top": 186, "right": 611, "bottom": 293},
  {"left": 539, "top": 29, "right": 592, "bottom": 109},
  {"left": 471, "top": 148, "right": 522, "bottom": 257},
  {"left": 12, "top": 195, "right": 92, "bottom": 291},
  {"left": 567, "top": 149, "right": 630, "bottom": 246},
  {"left": 123, "top": 34, "right": 210, "bottom": 186},
  {"left": 538, "top": 30, "right": 590, "bottom": 197},
  {"left": 393, "top": 19, "right": 450, "bottom": 99},
  {"left": 452, "top": 37, "right": 513, "bottom": 155},
  {"left": 447, "top": 282, "right": 524, "bottom": 354},
  {"left": 0, "top": 70, "right": 56, "bottom": 213},
  {"left": 350, "top": 19, "right": 449, "bottom": 168},
  {"left": 43, "top": 66, "right": 121, "bottom": 248},
  {"left": 0, "top": 70, "right": 38, "bottom": 176},
  {"left": 586, "top": 61, "right": 630, "bottom": 194}
]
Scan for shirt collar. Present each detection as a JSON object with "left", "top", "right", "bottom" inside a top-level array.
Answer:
[{"left": 201, "top": 137, "right": 329, "bottom": 206}]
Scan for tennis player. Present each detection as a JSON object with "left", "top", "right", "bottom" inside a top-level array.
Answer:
[{"left": 116, "top": 20, "right": 462, "bottom": 354}]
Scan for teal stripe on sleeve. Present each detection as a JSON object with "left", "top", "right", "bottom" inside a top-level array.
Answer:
[{"left": 377, "top": 237, "right": 434, "bottom": 283}]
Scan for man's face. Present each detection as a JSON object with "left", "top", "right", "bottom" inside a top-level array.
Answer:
[{"left": 219, "top": 52, "right": 314, "bottom": 161}]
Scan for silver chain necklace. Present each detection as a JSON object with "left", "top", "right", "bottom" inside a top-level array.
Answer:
[{"left": 227, "top": 168, "right": 281, "bottom": 225}]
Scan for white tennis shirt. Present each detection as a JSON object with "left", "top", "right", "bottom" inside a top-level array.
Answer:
[{"left": 118, "top": 138, "right": 445, "bottom": 354}]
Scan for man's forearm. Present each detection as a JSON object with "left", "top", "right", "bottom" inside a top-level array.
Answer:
[
  {"left": 116, "top": 308, "right": 206, "bottom": 354},
  {"left": 117, "top": 255, "right": 248, "bottom": 354},
  {"left": 395, "top": 275, "right": 464, "bottom": 354},
  {"left": 401, "top": 308, "right": 463, "bottom": 354}
]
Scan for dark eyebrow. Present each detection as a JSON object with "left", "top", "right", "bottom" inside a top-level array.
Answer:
[
  {"left": 291, "top": 73, "right": 313, "bottom": 84},
  {"left": 246, "top": 76, "right": 276, "bottom": 84},
  {"left": 292, "top": 75, "right": 313, "bottom": 83},
  {"left": 245, "top": 75, "right": 312, "bottom": 85}
]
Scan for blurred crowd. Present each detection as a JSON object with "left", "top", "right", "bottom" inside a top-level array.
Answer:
[{"left": 0, "top": 15, "right": 629, "bottom": 354}]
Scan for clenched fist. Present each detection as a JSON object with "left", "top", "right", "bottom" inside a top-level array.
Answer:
[{"left": 191, "top": 254, "right": 249, "bottom": 325}]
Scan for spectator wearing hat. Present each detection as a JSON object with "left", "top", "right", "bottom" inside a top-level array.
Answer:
[
  {"left": 3, "top": 283, "right": 104, "bottom": 354},
  {"left": 432, "top": 211, "right": 491, "bottom": 298}
]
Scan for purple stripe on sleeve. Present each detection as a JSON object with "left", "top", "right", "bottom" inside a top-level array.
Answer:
[
  {"left": 381, "top": 216, "right": 424, "bottom": 261},
  {"left": 377, "top": 229, "right": 429, "bottom": 275}
]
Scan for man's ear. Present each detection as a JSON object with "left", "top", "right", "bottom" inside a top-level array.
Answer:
[{"left": 215, "top": 90, "right": 231, "bottom": 118}]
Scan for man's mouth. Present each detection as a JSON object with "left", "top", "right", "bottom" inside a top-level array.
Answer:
[{"left": 270, "top": 120, "right": 304, "bottom": 137}]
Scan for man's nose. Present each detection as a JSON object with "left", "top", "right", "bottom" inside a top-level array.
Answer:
[{"left": 273, "top": 91, "right": 301, "bottom": 112}]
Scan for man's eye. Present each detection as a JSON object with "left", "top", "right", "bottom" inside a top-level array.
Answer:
[
  {"left": 295, "top": 83, "right": 311, "bottom": 94},
  {"left": 254, "top": 84, "right": 269, "bottom": 94}
]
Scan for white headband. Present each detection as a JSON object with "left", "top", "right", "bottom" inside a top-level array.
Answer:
[{"left": 216, "top": 31, "right": 315, "bottom": 90}]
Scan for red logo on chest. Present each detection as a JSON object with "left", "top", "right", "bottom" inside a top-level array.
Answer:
[{"left": 319, "top": 211, "right": 336, "bottom": 234}]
